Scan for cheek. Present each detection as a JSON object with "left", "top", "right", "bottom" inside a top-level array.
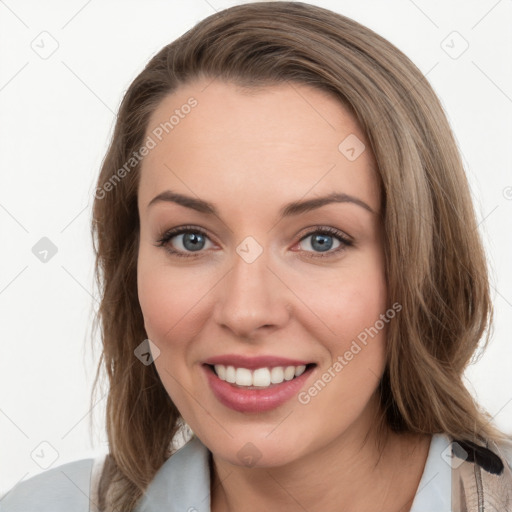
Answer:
[
  {"left": 294, "top": 254, "right": 387, "bottom": 341},
  {"left": 338, "top": 282, "right": 388, "bottom": 344},
  {"left": 137, "top": 251, "right": 198, "bottom": 344},
  {"left": 137, "top": 256, "right": 198, "bottom": 405},
  {"left": 338, "top": 276, "right": 388, "bottom": 368},
  {"left": 294, "top": 251, "right": 389, "bottom": 392},
  {"left": 137, "top": 263, "right": 171, "bottom": 340},
  {"left": 302, "top": 280, "right": 389, "bottom": 430}
]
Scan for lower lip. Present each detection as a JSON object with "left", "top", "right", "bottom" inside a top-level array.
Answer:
[{"left": 202, "top": 364, "right": 316, "bottom": 413}]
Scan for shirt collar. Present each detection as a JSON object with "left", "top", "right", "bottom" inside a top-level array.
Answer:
[
  {"left": 134, "top": 434, "right": 211, "bottom": 512},
  {"left": 135, "top": 433, "right": 452, "bottom": 512},
  {"left": 409, "top": 433, "right": 452, "bottom": 512}
]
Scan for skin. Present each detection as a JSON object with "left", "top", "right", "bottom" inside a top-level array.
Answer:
[{"left": 137, "top": 79, "right": 431, "bottom": 512}]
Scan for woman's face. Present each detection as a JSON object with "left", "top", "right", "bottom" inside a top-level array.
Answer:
[{"left": 137, "top": 78, "right": 390, "bottom": 467}]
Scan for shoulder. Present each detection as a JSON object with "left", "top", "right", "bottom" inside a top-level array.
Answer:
[{"left": 0, "top": 455, "right": 105, "bottom": 512}]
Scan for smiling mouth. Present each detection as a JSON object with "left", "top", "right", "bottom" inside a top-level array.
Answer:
[{"left": 205, "top": 362, "right": 317, "bottom": 389}]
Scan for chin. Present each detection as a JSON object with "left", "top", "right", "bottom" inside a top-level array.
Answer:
[{"left": 206, "top": 430, "right": 308, "bottom": 469}]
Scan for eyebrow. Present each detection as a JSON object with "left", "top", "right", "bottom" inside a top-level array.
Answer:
[{"left": 147, "top": 190, "right": 376, "bottom": 217}]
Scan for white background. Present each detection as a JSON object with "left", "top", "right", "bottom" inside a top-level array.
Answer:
[{"left": 1, "top": 0, "right": 511, "bottom": 495}]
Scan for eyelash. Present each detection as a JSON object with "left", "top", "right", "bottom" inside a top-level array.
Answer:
[{"left": 154, "top": 224, "right": 353, "bottom": 259}]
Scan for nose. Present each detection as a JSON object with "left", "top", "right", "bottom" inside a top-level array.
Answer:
[{"left": 212, "top": 247, "right": 291, "bottom": 340}]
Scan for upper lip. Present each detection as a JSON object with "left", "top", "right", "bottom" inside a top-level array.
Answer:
[{"left": 203, "top": 354, "right": 315, "bottom": 369}]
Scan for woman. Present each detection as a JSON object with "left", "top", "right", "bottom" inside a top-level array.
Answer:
[{"left": 3, "top": 2, "right": 511, "bottom": 511}]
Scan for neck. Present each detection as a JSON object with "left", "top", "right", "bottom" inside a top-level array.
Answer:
[{"left": 209, "top": 399, "right": 431, "bottom": 512}]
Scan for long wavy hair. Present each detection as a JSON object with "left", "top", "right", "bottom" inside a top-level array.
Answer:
[{"left": 90, "top": 2, "right": 509, "bottom": 510}]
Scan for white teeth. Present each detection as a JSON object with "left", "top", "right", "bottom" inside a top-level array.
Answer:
[
  {"left": 253, "top": 368, "right": 271, "bottom": 387},
  {"left": 215, "top": 364, "right": 227, "bottom": 381},
  {"left": 294, "top": 365, "right": 306, "bottom": 377},
  {"left": 235, "top": 367, "right": 253, "bottom": 386},
  {"left": 212, "top": 364, "right": 308, "bottom": 387},
  {"left": 270, "top": 366, "right": 284, "bottom": 384},
  {"left": 284, "top": 366, "right": 296, "bottom": 381},
  {"left": 225, "top": 365, "right": 236, "bottom": 383}
]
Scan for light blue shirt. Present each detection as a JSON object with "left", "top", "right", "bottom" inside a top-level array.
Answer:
[{"left": 0, "top": 433, "right": 453, "bottom": 511}]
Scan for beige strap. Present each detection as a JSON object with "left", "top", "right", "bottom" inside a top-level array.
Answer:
[{"left": 451, "top": 439, "right": 512, "bottom": 511}]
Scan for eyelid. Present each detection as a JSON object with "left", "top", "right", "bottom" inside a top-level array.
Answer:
[{"left": 297, "top": 225, "right": 353, "bottom": 243}]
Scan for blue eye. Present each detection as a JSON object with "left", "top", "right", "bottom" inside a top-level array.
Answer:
[
  {"left": 296, "top": 227, "right": 353, "bottom": 258},
  {"left": 155, "top": 226, "right": 213, "bottom": 258},
  {"left": 301, "top": 232, "right": 338, "bottom": 252},
  {"left": 155, "top": 225, "right": 352, "bottom": 259}
]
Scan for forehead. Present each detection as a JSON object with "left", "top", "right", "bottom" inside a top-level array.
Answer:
[{"left": 138, "top": 79, "right": 380, "bottom": 215}]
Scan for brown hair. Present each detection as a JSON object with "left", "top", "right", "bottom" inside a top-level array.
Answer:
[{"left": 90, "top": 2, "right": 509, "bottom": 510}]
